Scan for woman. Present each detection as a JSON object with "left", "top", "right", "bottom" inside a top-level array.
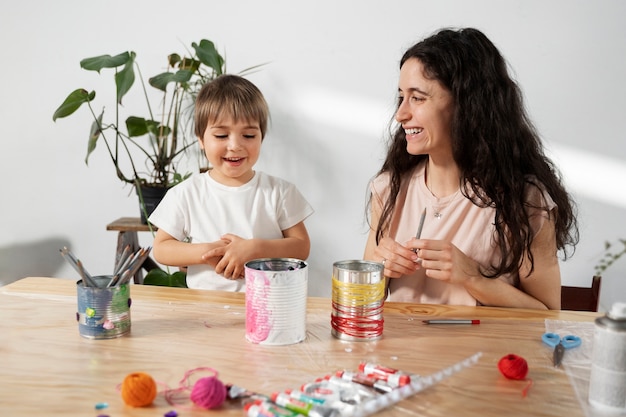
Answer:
[{"left": 364, "top": 28, "right": 578, "bottom": 309}]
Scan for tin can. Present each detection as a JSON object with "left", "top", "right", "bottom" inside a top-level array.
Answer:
[
  {"left": 331, "top": 260, "right": 385, "bottom": 341},
  {"left": 76, "top": 276, "right": 131, "bottom": 339},
  {"left": 588, "top": 302, "right": 626, "bottom": 412},
  {"left": 244, "top": 258, "right": 308, "bottom": 346}
]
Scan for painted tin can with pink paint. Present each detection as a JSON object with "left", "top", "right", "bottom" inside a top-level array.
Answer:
[
  {"left": 76, "top": 276, "right": 131, "bottom": 339},
  {"left": 244, "top": 258, "right": 308, "bottom": 345}
]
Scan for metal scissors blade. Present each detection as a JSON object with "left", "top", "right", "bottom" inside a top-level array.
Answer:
[{"left": 553, "top": 343, "right": 566, "bottom": 367}]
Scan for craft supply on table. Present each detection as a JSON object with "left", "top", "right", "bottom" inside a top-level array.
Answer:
[
  {"left": 588, "top": 301, "right": 626, "bottom": 413},
  {"left": 163, "top": 367, "right": 232, "bottom": 410},
  {"left": 60, "top": 245, "right": 151, "bottom": 288},
  {"left": 244, "top": 258, "right": 308, "bottom": 345},
  {"left": 422, "top": 319, "right": 480, "bottom": 325},
  {"left": 65, "top": 245, "right": 150, "bottom": 338},
  {"left": 331, "top": 260, "right": 385, "bottom": 341},
  {"left": 358, "top": 363, "right": 411, "bottom": 387},
  {"left": 541, "top": 332, "right": 582, "bottom": 367},
  {"left": 497, "top": 354, "right": 532, "bottom": 397},
  {"left": 241, "top": 353, "right": 482, "bottom": 417},
  {"left": 335, "top": 371, "right": 394, "bottom": 393},
  {"left": 76, "top": 275, "right": 131, "bottom": 339},
  {"left": 59, "top": 246, "right": 98, "bottom": 287},
  {"left": 411, "top": 208, "right": 427, "bottom": 253},
  {"left": 121, "top": 372, "right": 158, "bottom": 407}
]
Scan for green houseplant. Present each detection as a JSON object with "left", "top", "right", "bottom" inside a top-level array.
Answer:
[
  {"left": 53, "top": 39, "right": 231, "bottom": 223},
  {"left": 595, "top": 238, "right": 626, "bottom": 276}
]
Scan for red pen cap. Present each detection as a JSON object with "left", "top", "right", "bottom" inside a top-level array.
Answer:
[
  {"left": 389, "top": 373, "right": 411, "bottom": 386},
  {"left": 359, "top": 362, "right": 399, "bottom": 374},
  {"left": 244, "top": 400, "right": 262, "bottom": 411}
]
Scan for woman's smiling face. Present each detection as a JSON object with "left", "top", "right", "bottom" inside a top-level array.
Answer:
[{"left": 395, "top": 58, "right": 455, "bottom": 159}]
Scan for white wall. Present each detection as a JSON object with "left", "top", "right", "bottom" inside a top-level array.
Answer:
[{"left": 1, "top": 0, "right": 624, "bottom": 310}]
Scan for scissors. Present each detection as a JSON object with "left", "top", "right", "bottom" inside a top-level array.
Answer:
[{"left": 542, "top": 332, "right": 582, "bottom": 367}]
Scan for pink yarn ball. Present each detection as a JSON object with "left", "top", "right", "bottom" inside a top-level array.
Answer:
[{"left": 190, "top": 376, "right": 227, "bottom": 409}]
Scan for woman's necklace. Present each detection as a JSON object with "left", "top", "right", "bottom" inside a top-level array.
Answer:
[
  {"left": 432, "top": 201, "right": 445, "bottom": 219},
  {"left": 430, "top": 193, "right": 460, "bottom": 219},
  {"left": 425, "top": 164, "right": 461, "bottom": 219}
]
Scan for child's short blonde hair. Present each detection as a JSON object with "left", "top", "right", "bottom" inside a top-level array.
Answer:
[{"left": 194, "top": 74, "right": 269, "bottom": 139}]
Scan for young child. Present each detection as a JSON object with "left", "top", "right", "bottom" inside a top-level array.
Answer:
[{"left": 149, "top": 74, "right": 314, "bottom": 291}]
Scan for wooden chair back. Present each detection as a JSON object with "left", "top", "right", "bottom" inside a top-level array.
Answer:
[{"left": 561, "top": 275, "right": 602, "bottom": 312}]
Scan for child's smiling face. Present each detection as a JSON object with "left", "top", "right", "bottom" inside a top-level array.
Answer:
[{"left": 198, "top": 116, "right": 262, "bottom": 186}]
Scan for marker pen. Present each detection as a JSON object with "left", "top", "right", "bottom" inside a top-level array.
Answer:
[
  {"left": 245, "top": 402, "right": 299, "bottom": 417},
  {"left": 422, "top": 319, "right": 480, "bottom": 325},
  {"left": 228, "top": 384, "right": 257, "bottom": 400},
  {"left": 271, "top": 393, "right": 335, "bottom": 417},
  {"left": 358, "top": 363, "right": 411, "bottom": 387},
  {"left": 246, "top": 400, "right": 304, "bottom": 417},
  {"left": 284, "top": 389, "right": 327, "bottom": 405},
  {"left": 303, "top": 378, "right": 374, "bottom": 409},
  {"left": 300, "top": 380, "right": 341, "bottom": 402},
  {"left": 335, "top": 371, "right": 394, "bottom": 393}
]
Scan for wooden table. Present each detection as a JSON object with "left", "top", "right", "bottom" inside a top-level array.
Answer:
[
  {"left": 0, "top": 277, "right": 599, "bottom": 417},
  {"left": 106, "top": 217, "right": 160, "bottom": 284}
]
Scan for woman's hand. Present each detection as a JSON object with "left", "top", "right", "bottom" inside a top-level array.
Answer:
[
  {"left": 409, "top": 239, "right": 480, "bottom": 285},
  {"left": 373, "top": 237, "right": 420, "bottom": 278}
]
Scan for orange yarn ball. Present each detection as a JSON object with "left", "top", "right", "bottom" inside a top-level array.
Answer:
[
  {"left": 498, "top": 354, "right": 529, "bottom": 380},
  {"left": 121, "top": 372, "right": 157, "bottom": 407}
]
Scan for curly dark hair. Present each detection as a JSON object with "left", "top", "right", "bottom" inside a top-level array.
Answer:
[{"left": 373, "top": 27, "right": 579, "bottom": 278}]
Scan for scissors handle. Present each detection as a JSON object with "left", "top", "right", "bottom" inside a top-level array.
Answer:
[
  {"left": 542, "top": 332, "right": 582, "bottom": 349},
  {"left": 560, "top": 334, "right": 582, "bottom": 349},
  {"left": 542, "top": 332, "right": 561, "bottom": 348}
]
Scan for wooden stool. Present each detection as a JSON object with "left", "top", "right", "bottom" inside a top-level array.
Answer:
[{"left": 106, "top": 217, "right": 161, "bottom": 284}]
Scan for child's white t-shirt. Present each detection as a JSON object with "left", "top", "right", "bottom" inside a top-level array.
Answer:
[{"left": 148, "top": 171, "right": 314, "bottom": 291}]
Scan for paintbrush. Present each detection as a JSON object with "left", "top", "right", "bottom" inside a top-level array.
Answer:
[
  {"left": 123, "top": 247, "right": 152, "bottom": 283},
  {"left": 59, "top": 247, "right": 98, "bottom": 287},
  {"left": 111, "top": 246, "right": 152, "bottom": 287},
  {"left": 114, "top": 244, "right": 131, "bottom": 275},
  {"left": 108, "top": 247, "right": 141, "bottom": 287},
  {"left": 412, "top": 208, "right": 427, "bottom": 253}
]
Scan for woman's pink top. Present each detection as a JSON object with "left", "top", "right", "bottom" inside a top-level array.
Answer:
[{"left": 370, "top": 161, "right": 555, "bottom": 305}]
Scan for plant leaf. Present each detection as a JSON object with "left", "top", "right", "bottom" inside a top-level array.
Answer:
[
  {"left": 52, "top": 89, "right": 95, "bottom": 121},
  {"left": 179, "top": 57, "right": 201, "bottom": 73},
  {"left": 85, "top": 110, "right": 104, "bottom": 164},
  {"left": 126, "top": 116, "right": 171, "bottom": 139},
  {"left": 80, "top": 52, "right": 132, "bottom": 72},
  {"left": 143, "top": 268, "right": 187, "bottom": 287},
  {"left": 168, "top": 53, "right": 181, "bottom": 68},
  {"left": 149, "top": 69, "right": 194, "bottom": 92},
  {"left": 126, "top": 116, "right": 156, "bottom": 137},
  {"left": 192, "top": 39, "right": 224, "bottom": 75},
  {"left": 115, "top": 52, "right": 136, "bottom": 104}
]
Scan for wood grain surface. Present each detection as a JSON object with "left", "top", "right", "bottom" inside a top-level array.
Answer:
[{"left": 0, "top": 277, "right": 599, "bottom": 417}]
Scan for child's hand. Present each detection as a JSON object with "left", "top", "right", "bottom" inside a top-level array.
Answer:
[{"left": 202, "top": 234, "right": 256, "bottom": 279}]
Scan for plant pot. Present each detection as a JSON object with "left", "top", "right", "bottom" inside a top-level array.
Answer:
[{"left": 136, "top": 185, "right": 168, "bottom": 224}]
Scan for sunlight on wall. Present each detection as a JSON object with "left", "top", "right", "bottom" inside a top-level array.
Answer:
[
  {"left": 547, "top": 144, "right": 626, "bottom": 209},
  {"left": 292, "top": 87, "right": 626, "bottom": 211},
  {"left": 292, "top": 87, "right": 390, "bottom": 136}
]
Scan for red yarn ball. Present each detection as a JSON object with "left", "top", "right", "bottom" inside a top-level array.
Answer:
[
  {"left": 190, "top": 376, "right": 227, "bottom": 409},
  {"left": 498, "top": 354, "right": 529, "bottom": 380}
]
